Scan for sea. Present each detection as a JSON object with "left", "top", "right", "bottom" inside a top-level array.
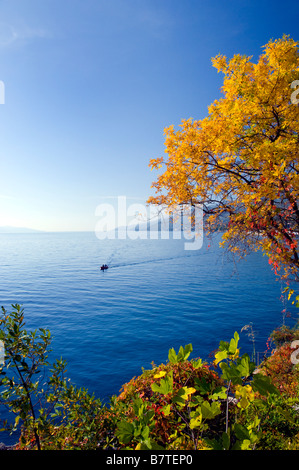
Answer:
[{"left": 0, "top": 230, "right": 297, "bottom": 445}]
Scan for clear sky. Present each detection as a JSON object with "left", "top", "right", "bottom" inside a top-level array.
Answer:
[{"left": 0, "top": 0, "right": 298, "bottom": 232}]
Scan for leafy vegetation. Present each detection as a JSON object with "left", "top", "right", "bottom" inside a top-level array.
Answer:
[
  {"left": 0, "top": 304, "right": 102, "bottom": 450},
  {"left": 0, "top": 304, "right": 298, "bottom": 450},
  {"left": 148, "top": 35, "right": 299, "bottom": 283}
]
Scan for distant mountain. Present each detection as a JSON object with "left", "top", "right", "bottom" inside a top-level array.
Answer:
[
  {"left": 111, "top": 214, "right": 200, "bottom": 235},
  {"left": 132, "top": 212, "right": 229, "bottom": 233},
  {"left": 96, "top": 209, "right": 229, "bottom": 239},
  {"left": 0, "top": 226, "right": 43, "bottom": 233}
]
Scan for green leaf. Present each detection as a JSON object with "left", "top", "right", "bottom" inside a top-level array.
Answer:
[
  {"left": 234, "top": 423, "right": 250, "bottom": 441},
  {"left": 168, "top": 348, "right": 177, "bottom": 364},
  {"left": 252, "top": 373, "right": 279, "bottom": 396},
  {"left": 201, "top": 401, "right": 221, "bottom": 420},
  {"left": 116, "top": 421, "right": 134, "bottom": 444},
  {"left": 214, "top": 349, "right": 228, "bottom": 365},
  {"left": 204, "top": 438, "right": 223, "bottom": 450},
  {"left": 222, "top": 431, "right": 230, "bottom": 450},
  {"left": 168, "top": 344, "right": 193, "bottom": 363},
  {"left": 136, "top": 439, "right": 164, "bottom": 450},
  {"left": 140, "top": 425, "right": 150, "bottom": 441},
  {"left": 192, "top": 357, "right": 203, "bottom": 369},
  {"left": 177, "top": 344, "right": 193, "bottom": 362},
  {"left": 240, "top": 439, "right": 251, "bottom": 450},
  {"left": 194, "top": 377, "right": 211, "bottom": 394},
  {"left": 219, "top": 362, "right": 243, "bottom": 385},
  {"left": 190, "top": 413, "right": 202, "bottom": 429},
  {"left": 209, "top": 386, "right": 227, "bottom": 400},
  {"left": 151, "top": 372, "right": 173, "bottom": 395},
  {"left": 236, "top": 355, "right": 250, "bottom": 377},
  {"left": 150, "top": 382, "right": 161, "bottom": 393},
  {"left": 229, "top": 332, "right": 239, "bottom": 354},
  {"left": 218, "top": 340, "right": 229, "bottom": 352},
  {"left": 173, "top": 386, "right": 196, "bottom": 407},
  {"left": 189, "top": 395, "right": 204, "bottom": 407},
  {"left": 162, "top": 404, "right": 171, "bottom": 416}
]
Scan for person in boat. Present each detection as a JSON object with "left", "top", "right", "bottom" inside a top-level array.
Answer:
[{"left": 101, "top": 264, "right": 108, "bottom": 270}]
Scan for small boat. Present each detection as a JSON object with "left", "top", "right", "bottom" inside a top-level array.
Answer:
[{"left": 100, "top": 264, "right": 109, "bottom": 271}]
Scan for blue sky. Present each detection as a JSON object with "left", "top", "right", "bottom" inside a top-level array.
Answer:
[{"left": 0, "top": 0, "right": 298, "bottom": 231}]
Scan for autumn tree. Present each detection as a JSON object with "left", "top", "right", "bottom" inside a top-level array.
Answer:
[{"left": 148, "top": 35, "right": 299, "bottom": 282}]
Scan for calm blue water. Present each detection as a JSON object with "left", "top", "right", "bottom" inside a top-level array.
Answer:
[{"left": 0, "top": 231, "right": 297, "bottom": 444}]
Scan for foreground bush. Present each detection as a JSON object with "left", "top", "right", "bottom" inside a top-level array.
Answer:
[
  {"left": 0, "top": 304, "right": 103, "bottom": 450},
  {"left": 0, "top": 305, "right": 298, "bottom": 450},
  {"left": 101, "top": 334, "right": 299, "bottom": 450}
]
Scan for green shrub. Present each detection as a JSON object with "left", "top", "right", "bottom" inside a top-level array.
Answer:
[
  {"left": 0, "top": 304, "right": 102, "bottom": 450},
  {"left": 1, "top": 305, "right": 298, "bottom": 450}
]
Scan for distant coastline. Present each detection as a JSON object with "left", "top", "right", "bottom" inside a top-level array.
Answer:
[{"left": 0, "top": 226, "right": 44, "bottom": 234}]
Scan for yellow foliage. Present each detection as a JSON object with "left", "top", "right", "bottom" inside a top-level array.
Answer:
[
  {"left": 235, "top": 384, "right": 255, "bottom": 409},
  {"left": 154, "top": 370, "right": 166, "bottom": 379},
  {"left": 148, "top": 35, "right": 299, "bottom": 281}
]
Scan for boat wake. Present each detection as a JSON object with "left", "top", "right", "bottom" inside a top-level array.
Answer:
[{"left": 104, "top": 250, "right": 205, "bottom": 270}]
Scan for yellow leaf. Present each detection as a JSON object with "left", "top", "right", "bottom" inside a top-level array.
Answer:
[
  {"left": 154, "top": 370, "right": 166, "bottom": 379},
  {"left": 181, "top": 386, "right": 196, "bottom": 399}
]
